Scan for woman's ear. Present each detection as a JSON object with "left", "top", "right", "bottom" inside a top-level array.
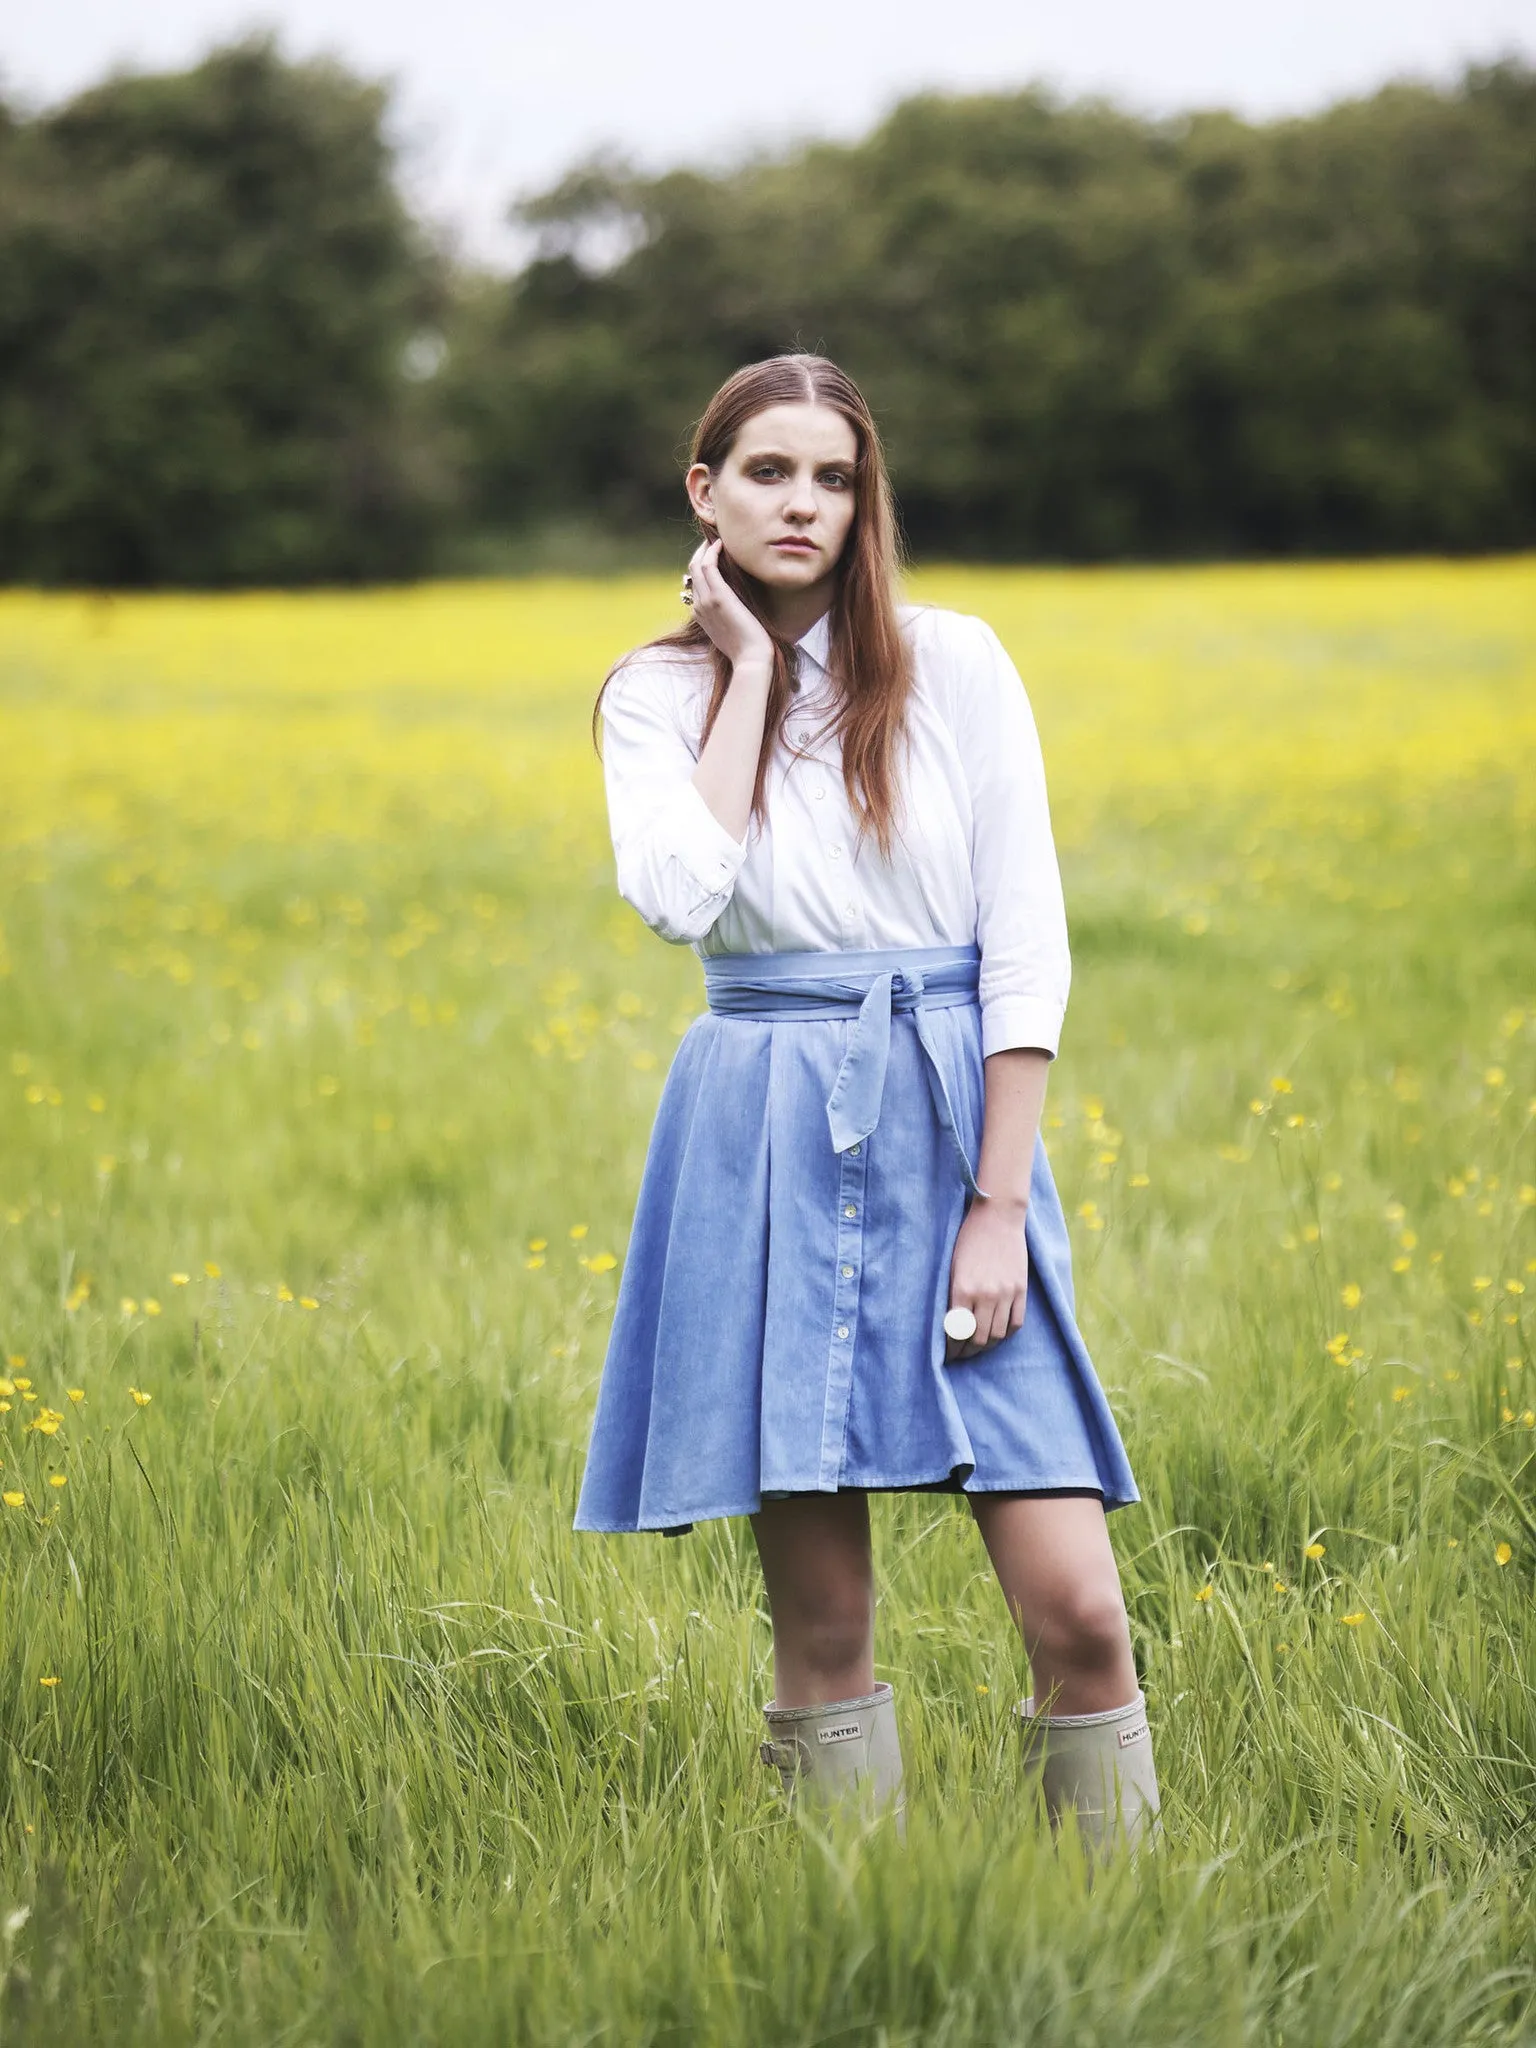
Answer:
[{"left": 685, "top": 461, "right": 715, "bottom": 528}]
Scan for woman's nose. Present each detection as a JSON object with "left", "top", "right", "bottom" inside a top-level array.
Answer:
[{"left": 784, "top": 481, "right": 817, "bottom": 520}]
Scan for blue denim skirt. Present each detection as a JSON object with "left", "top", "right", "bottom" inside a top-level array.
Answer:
[{"left": 573, "top": 944, "right": 1138, "bottom": 1534}]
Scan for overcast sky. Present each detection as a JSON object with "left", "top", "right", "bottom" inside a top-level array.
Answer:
[{"left": 5, "top": 0, "right": 1534, "bottom": 265}]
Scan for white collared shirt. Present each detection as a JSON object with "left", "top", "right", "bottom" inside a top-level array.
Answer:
[{"left": 599, "top": 605, "right": 1070, "bottom": 1057}]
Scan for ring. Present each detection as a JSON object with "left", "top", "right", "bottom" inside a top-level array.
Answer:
[
  {"left": 680, "top": 575, "right": 694, "bottom": 607},
  {"left": 943, "top": 1306, "right": 978, "bottom": 1342}
]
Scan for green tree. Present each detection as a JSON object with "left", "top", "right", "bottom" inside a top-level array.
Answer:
[
  {"left": 0, "top": 39, "right": 445, "bottom": 585},
  {"left": 443, "top": 64, "right": 1536, "bottom": 559}
]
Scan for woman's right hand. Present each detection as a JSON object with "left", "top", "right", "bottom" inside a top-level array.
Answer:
[{"left": 688, "top": 538, "right": 775, "bottom": 675}]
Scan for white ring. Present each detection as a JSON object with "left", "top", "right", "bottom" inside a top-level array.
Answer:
[{"left": 943, "top": 1306, "right": 978, "bottom": 1342}]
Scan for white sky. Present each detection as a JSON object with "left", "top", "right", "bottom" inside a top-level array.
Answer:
[{"left": 4, "top": 0, "right": 1534, "bottom": 266}]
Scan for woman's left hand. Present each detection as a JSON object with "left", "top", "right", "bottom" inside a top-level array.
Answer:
[{"left": 945, "top": 1196, "right": 1029, "bottom": 1362}]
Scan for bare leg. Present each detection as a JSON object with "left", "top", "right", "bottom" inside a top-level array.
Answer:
[
  {"left": 969, "top": 1494, "right": 1138, "bottom": 1714},
  {"left": 751, "top": 1492, "right": 875, "bottom": 1708}
]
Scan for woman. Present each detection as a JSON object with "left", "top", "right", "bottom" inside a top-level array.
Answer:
[{"left": 574, "top": 354, "right": 1159, "bottom": 1851}]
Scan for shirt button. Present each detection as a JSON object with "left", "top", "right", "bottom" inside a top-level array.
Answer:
[
  {"left": 796, "top": 730, "right": 811, "bottom": 745},
  {"left": 843, "top": 1204, "right": 857, "bottom": 1218},
  {"left": 849, "top": 1143, "right": 861, "bottom": 1155},
  {"left": 843, "top": 903, "right": 855, "bottom": 917},
  {"left": 836, "top": 1325, "right": 850, "bottom": 1340},
  {"left": 813, "top": 786, "right": 826, "bottom": 801},
  {"left": 841, "top": 1264, "right": 854, "bottom": 1278},
  {"left": 830, "top": 845, "right": 843, "bottom": 860}
]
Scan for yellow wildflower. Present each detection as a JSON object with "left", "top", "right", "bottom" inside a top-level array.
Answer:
[
  {"left": 170, "top": 1272, "right": 189, "bottom": 1287},
  {"left": 1340, "top": 1613, "right": 1365, "bottom": 1626},
  {"left": 1494, "top": 1542, "right": 1512, "bottom": 1566},
  {"left": 48, "top": 1475, "right": 66, "bottom": 1489},
  {"left": 276, "top": 1284, "right": 294, "bottom": 1303},
  {"left": 1341, "top": 1282, "right": 1362, "bottom": 1308},
  {"left": 128, "top": 1387, "right": 152, "bottom": 1407},
  {"left": 66, "top": 1389, "right": 84, "bottom": 1404},
  {"left": 2, "top": 1491, "right": 23, "bottom": 1508},
  {"left": 569, "top": 1223, "right": 589, "bottom": 1240},
  {"left": 204, "top": 1261, "right": 221, "bottom": 1278},
  {"left": 1305, "top": 1543, "right": 1326, "bottom": 1559},
  {"left": 1271, "top": 1077, "right": 1293, "bottom": 1094},
  {"left": 40, "top": 1676, "right": 58, "bottom": 1688},
  {"left": 1194, "top": 1584, "right": 1213, "bottom": 1603}
]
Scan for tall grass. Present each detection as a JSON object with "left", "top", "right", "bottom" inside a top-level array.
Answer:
[{"left": 0, "top": 560, "right": 1532, "bottom": 2043}]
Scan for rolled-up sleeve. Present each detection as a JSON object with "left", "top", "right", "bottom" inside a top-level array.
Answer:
[
  {"left": 600, "top": 656, "right": 749, "bottom": 946},
  {"left": 954, "top": 619, "right": 1071, "bottom": 1058}
]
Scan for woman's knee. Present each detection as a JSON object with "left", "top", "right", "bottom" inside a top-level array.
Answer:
[{"left": 1030, "top": 1577, "right": 1129, "bottom": 1678}]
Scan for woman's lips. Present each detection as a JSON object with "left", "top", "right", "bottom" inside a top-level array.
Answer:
[{"left": 771, "top": 538, "right": 818, "bottom": 555}]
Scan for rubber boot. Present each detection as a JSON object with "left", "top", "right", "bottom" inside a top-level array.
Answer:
[
  {"left": 1017, "top": 1689, "right": 1160, "bottom": 1858},
  {"left": 760, "top": 1681, "right": 905, "bottom": 1830}
]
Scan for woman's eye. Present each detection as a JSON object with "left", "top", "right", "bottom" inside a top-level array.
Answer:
[
  {"left": 751, "top": 465, "right": 783, "bottom": 482},
  {"left": 819, "top": 471, "right": 851, "bottom": 489}
]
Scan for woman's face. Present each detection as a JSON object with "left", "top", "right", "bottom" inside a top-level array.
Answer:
[{"left": 686, "top": 402, "right": 859, "bottom": 595}]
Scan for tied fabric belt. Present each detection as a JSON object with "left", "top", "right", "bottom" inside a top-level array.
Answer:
[{"left": 702, "top": 943, "right": 984, "bottom": 1198}]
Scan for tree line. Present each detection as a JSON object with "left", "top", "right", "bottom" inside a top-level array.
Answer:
[{"left": 1, "top": 40, "right": 1532, "bottom": 584}]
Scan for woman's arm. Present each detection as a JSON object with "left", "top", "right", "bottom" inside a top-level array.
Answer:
[
  {"left": 687, "top": 538, "right": 775, "bottom": 841},
  {"left": 600, "top": 541, "right": 776, "bottom": 946},
  {"left": 942, "top": 613, "right": 1070, "bottom": 1359},
  {"left": 946, "top": 1048, "right": 1048, "bottom": 1361}
]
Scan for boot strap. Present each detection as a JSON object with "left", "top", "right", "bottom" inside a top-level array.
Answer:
[{"left": 760, "top": 1738, "right": 800, "bottom": 1773}]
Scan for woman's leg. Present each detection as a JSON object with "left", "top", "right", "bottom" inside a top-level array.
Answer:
[
  {"left": 971, "top": 1492, "right": 1157, "bottom": 1851},
  {"left": 751, "top": 1491, "right": 875, "bottom": 1708},
  {"left": 968, "top": 1493, "right": 1138, "bottom": 1713},
  {"left": 751, "top": 1492, "right": 902, "bottom": 1818}
]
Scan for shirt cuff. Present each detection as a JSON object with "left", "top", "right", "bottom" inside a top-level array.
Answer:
[
  {"left": 671, "top": 780, "right": 749, "bottom": 897},
  {"left": 981, "top": 996, "right": 1064, "bottom": 1060}
]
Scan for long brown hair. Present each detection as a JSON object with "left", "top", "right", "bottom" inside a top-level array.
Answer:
[{"left": 594, "top": 354, "right": 913, "bottom": 858}]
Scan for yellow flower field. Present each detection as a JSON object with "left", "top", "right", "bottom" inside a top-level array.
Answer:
[{"left": 0, "top": 558, "right": 1533, "bottom": 2044}]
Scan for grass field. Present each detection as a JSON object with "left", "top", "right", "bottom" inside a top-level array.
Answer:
[{"left": 1, "top": 559, "right": 1534, "bottom": 2044}]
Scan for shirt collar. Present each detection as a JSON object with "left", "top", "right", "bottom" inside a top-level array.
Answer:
[{"left": 793, "top": 611, "right": 832, "bottom": 685}]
